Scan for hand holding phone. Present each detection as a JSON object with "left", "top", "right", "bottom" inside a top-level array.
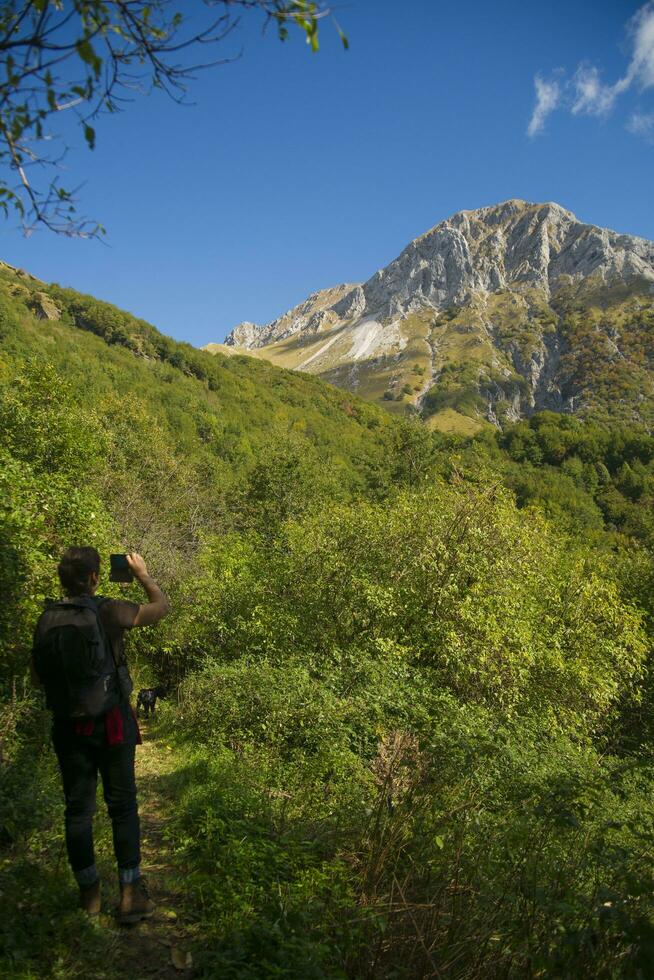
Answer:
[
  {"left": 110, "top": 553, "right": 134, "bottom": 583},
  {"left": 126, "top": 552, "right": 149, "bottom": 581}
]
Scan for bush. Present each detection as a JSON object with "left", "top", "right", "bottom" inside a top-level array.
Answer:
[
  {"left": 171, "top": 483, "right": 646, "bottom": 734},
  {"left": 178, "top": 660, "right": 353, "bottom": 756}
]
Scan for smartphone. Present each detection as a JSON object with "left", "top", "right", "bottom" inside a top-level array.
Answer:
[{"left": 109, "top": 553, "right": 134, "bottom": 583}]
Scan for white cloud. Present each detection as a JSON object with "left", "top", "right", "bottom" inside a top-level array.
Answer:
[
  {"left": 527, "top": 75, "right": 561, "bottom": 137},
  {"left": 626, "top": 1, "right": 654, "bottom": 89},
  {"left": 528, "top": 2, "right": 654, "bottom": 138},
  {"left": 627, "top": 111, "right": 654, "bottom": 138},
  {"left": 571, "top": 65, "right": 618, "bottom": 116}
]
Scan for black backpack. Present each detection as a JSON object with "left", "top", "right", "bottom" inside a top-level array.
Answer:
[{"left": 32, "top": 596, "right": 121, "bottom": 718}]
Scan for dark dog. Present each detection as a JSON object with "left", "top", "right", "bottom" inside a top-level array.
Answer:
[{"left": 136, "top": 686, "right": 168, "bottom": 718}]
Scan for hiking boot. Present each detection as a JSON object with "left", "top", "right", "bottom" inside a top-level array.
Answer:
[
  {"left": 117, "top": 876, "right": 155, "bottom": 925},
  {"left": 79, "top": 879, "right": 102, "bottom": 916}
]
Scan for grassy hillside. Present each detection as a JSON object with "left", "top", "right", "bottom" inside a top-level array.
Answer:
[
  {"left": 0, "top": 262, "right": 396, "bottom": 468},
  {"left": 3, "top": 262, "right": 654, "bottom": 978}
]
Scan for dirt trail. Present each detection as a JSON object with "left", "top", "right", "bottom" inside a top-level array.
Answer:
[{"left": 97, "top": 721, "right": 196, "bottom": 979}]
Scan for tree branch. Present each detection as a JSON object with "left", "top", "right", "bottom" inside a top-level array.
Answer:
[{"left": 0, "top": 0, "right": 347, "bottom": 235}]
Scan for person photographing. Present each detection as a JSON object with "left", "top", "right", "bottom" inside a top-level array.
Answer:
[{"left": 31, "top": 547, "right": 170, "bottom": 922}]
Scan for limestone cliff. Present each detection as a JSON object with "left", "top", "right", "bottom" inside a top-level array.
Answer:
[{"left": 212, "top": 201, "right": 654, "bottom": 432}]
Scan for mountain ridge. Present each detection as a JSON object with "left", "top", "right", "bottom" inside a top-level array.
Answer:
[{"left": 209, "top": 200, "right": 654, "bottom": 433}]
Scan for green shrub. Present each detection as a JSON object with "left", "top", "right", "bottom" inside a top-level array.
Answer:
[{"left": 171, "top": 483, "right": 646, "bottom": 733}]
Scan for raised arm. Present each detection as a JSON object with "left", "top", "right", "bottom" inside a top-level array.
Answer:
[{"left": 126, "top": 553, "right": 171, "bottom": 627}]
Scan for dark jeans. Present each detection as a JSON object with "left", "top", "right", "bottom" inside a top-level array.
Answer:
[{"left": 53, "top": 732, "right": 141, "bottom": 873}]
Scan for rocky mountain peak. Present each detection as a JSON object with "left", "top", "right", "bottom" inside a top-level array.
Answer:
[
  {"left": 212, "top": 201, "right": 654, "bottom": 434},
  {"left": 224, "top": 201, "right": 654, "bottom": 352},
  {"left": 229, "top": 321, "right": 261, "bottom": 347},
  {"left": 362, "top": 199, "right": 654, "bottom": 320}
]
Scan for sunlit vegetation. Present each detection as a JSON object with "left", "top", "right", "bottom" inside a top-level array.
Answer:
[
  {"left": 3, "top": 265, "right": 654, "bottom": 977},
  {"left": 419, "top": 283, "right": 654, "bottom": 435}
]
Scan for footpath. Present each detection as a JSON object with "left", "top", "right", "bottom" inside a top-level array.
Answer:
[
  {"left": 105, "top": 720, "right": 196, "bottom": 979},
  {"left": 2, "top": 718, "right": 198, "bottom": 980}
]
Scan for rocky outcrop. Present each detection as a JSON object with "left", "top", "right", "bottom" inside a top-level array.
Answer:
[
  {"left": 224, "top": 283, "right": 356, "bottom": 349},
  {"left": 29, "top": 291, "right": 61, "bottom": 321},
  {"left": 228, "top": 321, "right": 261, "bottom": 347}
]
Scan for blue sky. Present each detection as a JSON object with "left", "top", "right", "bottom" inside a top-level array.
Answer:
[{"left": 1, "top": 0, "right": 653, "bottom": 346}]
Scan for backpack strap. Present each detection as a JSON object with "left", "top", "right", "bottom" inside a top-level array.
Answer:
[
  {"left": 67, "top": 595, "right": 122, "bottom": 679},
  {"left": 88, "top": 596, "right": 118, "bottom": 661}
]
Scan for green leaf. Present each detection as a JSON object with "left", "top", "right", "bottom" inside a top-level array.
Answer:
[
  {"left": 76, "top": 39, "right": 96, "bottom": 66},
  {"left": 75, "top": 38, "right": 102, "bottom": 78},
  {"left": 83, "top": 123, "right": 96, "bottom": 150}
]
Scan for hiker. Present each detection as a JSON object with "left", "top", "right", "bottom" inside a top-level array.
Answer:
[{"left": 30, "top": 547, "right": 170, "bottom": 921}]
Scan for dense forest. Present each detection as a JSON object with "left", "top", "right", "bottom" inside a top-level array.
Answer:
[{"left": 2, "top": 265, "right": 654, "bottom": 978}]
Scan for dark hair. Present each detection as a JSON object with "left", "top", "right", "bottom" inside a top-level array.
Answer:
[{"left": 57, "top": 547, "right": 101, "bottom": 596}]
